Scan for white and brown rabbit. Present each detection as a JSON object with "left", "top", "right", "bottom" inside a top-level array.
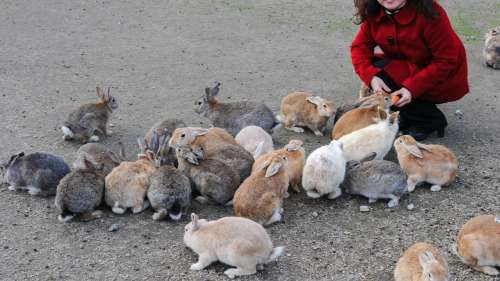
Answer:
[
  {"left": 233, "top": 152, "right": 289, "bottom": 225},
  {"left": 278, "top": 91, "right": 336, "bottom": 136},
  {"left": 342, "top": 152, "right": 407, "bottom": 208},
  {"left": 484, "top": 26, "right": 500, "bottom": 69},
  {"left": 235, "top": 125, "right": 274, "bottom": 159},
  {"left": 62, "top": 87, "right": 118, "bottom": 143},
  {"left": 104, "top": 136, "right": 161, "bottom": 214},
  {"left": 394, "top": 242, "right": 449, "bottom": 281},
  {"left": 195, "top": 82, "right": 277, "bottom": 136},
  {"left": 252, "top": 139, "right": 305, "bottom": 193},
  {"left": 144, "top": 118, "right": 186, "bottom": 166},
  {"left": 1, "top": 152, "right": 70, "bottom": 196},
  {"left": 339, "top": 111, "right": 399, "bottom": 162},
  {"left": 331, "top": 104, "right": 387, "bottom": 140},
  {"left": 176, "top": 146, "right": 239, "bottom": 205},
  {"left": 184, "top": 213, "right": 284, "bottom": 279},
  {"left": 454, "top": 214, "right": 500, "bottom": 276},
  {"left": 169, "top": 127, "right": 237, "bottom": 154},
  {"left": 73, "top": 142, "right": 124, "bottom": 176},
  {"left": 55, "top": 154, "right": 106, "bottom": 222},
  {"left": 393, "top": 135, "right": 458, "bottom": 192}
]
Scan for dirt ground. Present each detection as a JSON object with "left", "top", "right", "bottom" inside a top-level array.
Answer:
[{"left": 0, "top": 0, "right": 499, "bottom": 280}]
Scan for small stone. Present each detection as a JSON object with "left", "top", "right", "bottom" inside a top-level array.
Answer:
[
  {"left": 454, "top": 110, "right": 463, "bottom": 118},
  {"left": 108, "top": 224, "right": 120, "bottom": 232},
  {"left": 312, "top": 212, "right": 319, "bottom": 217},
  {"left": 109, "top": 123, "right": 115, "bottom": 127},
  {"left": 359, "top": 206, "right": 370, "bottom": 212},
  {"left": 407, "top": 203, "right": 415, "bottom": 211}
]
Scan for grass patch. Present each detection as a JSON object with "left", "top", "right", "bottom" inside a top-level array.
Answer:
[
  {"left": 221, "top": 0, "right": 254, "bottom": 12},
  {"left": 451, "top": 13, "right": 482, "bottom": 42}
]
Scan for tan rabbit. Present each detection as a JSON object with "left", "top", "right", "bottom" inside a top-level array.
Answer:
[
  {"left": 234, "top": 152, "right": 289, "bottom": 225},
  {"left": 394, "top": 242, "right": 449, "bottom": 281},
  {"left": 184, "top": 214, "right": 284, "bottom": 279},
  {"left": 169, "top": 127, "right": 237, "bottom": 154},
  {"left": 393, "top": 135, "right": 458, "bottom": 193},
  {"left": 334, "top": 91, "right": 393, "bottom": 123},
  {"left": 454, "top": 215, "right": 500, "bottom": 276},
  {"left": 278, "top": 91, "right": 336, "bottom": 136},
  {"left": 104, "top": 134, "right": 165, "bottom": 214},
  {"left": 252, "top": 139, "right": 305, "bottom": 193},
  {"left": 62, "top": 87, "right": 118, "bottom": 143},
  {"left": 331, "top": 104, "right": 388, "bottom": 140},
  {"left": 484, "top": 27, "right": 500, "bottom": 69}
]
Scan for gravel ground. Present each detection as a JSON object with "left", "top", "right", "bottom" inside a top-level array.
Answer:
[{"left": 0, "top": 0, "right": 499, "bottom": 280}]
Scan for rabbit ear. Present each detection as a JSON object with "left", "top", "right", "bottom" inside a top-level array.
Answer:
[
  {"left": 389, "top": 111, "right": 399, "bottom": 124},
  {"left": 256, "top": 158, "right": 271, "bottom": 172},
  {"left": 108, "top": 151, "right": 122, "bottom": 165},
  {"left": 8, "top": 152, "right": 25, "bottom": 166},
  {"left": 306, "top": 96, "right": 323, "bottom": 107},
  {"left": 418, "top": 251, "right": 436, "bottom": 270},
  {"left": 137, "top": 138, "right": 146, "bottom": 153},
  {"left": 117, "top": 141, "right": 126, "bottom": 160},
  {"left": 182, "top": 149, "right": 199, "bottom": 165},
  {"left": 265, "top": 161, "right": 282, "bottom": 177},
  {"left": 106, "top": 87, "right": 111, "bottom": 100},
  {"left": 96, "top": 87, "right": 105, "bottom": 101},
  {"left": 346, "top": 160, "right": 361, "bottom": 170},
  {"left": 401, "top": 142, "right": 423, "bottom": 158},
  {"left": 360, "top": 152, "right": 377, "bottom": 162},
  {"left": 191, "top": 213, "right": 200, "bottom": 231},
  {"left": 191, "top": 129, "right": 208, "bottom": 138},
  {"left": 416, "top": 142, "right": 433, "bottom": 153},
  {"left": 377, "top": 107, "right": 387, "bottom": 120},
  {"left": 285, "top": 140, "right": 303, "bottom": 151},
  {"left": 191, "top": 146, "right": 204, "bottom": 160}
]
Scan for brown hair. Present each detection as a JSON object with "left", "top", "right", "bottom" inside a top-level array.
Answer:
[{"left": 353, "top": 0, "right": 438, "bottom": 24}]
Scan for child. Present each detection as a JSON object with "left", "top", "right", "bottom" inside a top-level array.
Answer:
[{"left": 351, "top": 0, "right": 468, "bottom": 140}]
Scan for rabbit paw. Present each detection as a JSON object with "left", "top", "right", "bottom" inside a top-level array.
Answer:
[
  {"left": 7, "top": 185, "right": 17, "bottom": 191},
  {"left": 327, "top": 189, "right": 342, "bottom": 200},
  {"left": 89, "top": 135, "right": 100, "bottom": 142},
  {"left": 152, "top": 209, "right": 167, "bottom": 221},
  {"left": 306, "top": 191, "right": 322, "bottom": 199},
  {"left": 290, "top": 127, "right": 304, "bottom": 133},
  {"left": 476, "top": 266, "right": 499, "bottom": 276},
  {"left": 284, "top": 191, "right": 290, "bottom": 198},
  {"left": 190, "top": 262, "right": 205, "bottom": 271},
  {"left": 387, "top": 199, "right": 399, "bottom": 208},
  {"left": 430, "top": 185, "right": 442, "bottom": 192},
  {"left": 58, "top": 214, "right": 74, "bottom": 223},
  {"left": 313, "top": 129, "right": 323, "bottom": 136},
  {"left": 27, "top": 186, "right": 41, "bottom": 196},
  {"left": 368, "top": 198, "right": 378, "bottom": 204}
]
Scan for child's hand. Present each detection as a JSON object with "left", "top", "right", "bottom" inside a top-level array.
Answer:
[
  {"left": 370, "top": 76, "right": 391, "bottom": 92},
  {"left": 392, "top": 88, "right": 412, "bottom": 107}
]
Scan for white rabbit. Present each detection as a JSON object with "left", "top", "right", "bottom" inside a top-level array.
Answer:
[
  {"left": 301, "top": 140, "right": 345, "bottom": 199},
  {"left": 338, "top": 111, "right": 399, "bottom": 162},
  {"left": 235, "top": 126, "right": 274, "bottom": 159},
  {"left": 184, "top": 213, "right": 284, "bottom": 279}
]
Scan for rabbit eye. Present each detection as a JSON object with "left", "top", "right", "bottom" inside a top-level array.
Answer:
[
  {"left": 181, "top": 133, "right": 186, "bottom": 138},
  {"left": 323, "top": 105, "right": 327, "bottom": 108},
  {"left": 197, "top": 101, "right": 202, "bottom": 105}
]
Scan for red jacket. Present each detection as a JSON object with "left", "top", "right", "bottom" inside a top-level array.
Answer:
[{"left": 350, "top": 2, "right": 469, "bottom": 103}]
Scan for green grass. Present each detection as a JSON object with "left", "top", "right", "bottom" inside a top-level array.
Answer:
[
  {"left": 451, "top": 13, "right": 482, "bottom": 42},
  {"left": 221, "top": 0, "right": 254, "bottom": 12}
]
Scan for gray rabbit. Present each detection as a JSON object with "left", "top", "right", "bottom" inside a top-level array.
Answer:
[
  {"left": 144, "top": 118, "right": 186, "bottom": 166},
  {"left": 62, "top": 87, "right": 118, "bottom": 143},
  {"left": 147, "top": 165, "right": 191, "bottom": 221},
  {"left": 55, "top": 155, "right": 106, "bottom": 222},
  {"left": 195, "top": 82, "right": 277, "bottom": 136},
  {"left": 342, "top": 152, "right": 408, "bottom": 208},
  {"left": 208, "top": 143, "right": 254, "bottom": 184},
  {"left": 1, "top": 152, "right": 71, "bottom": 196},
  {"left": 176, "top": 146, "right": 239, "bottom": 205},
  {"left": 73, "top": 142, "right": 125, "bottom": 176}
]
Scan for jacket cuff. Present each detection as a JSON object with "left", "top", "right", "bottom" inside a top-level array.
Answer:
[{"left": 401, "top": 79, "right": 424, "bottom": 98}]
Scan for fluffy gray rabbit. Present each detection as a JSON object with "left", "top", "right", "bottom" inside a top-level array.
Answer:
[
  {"left": 73, "top": 142, "right": 125, "bottom": 176},
  {"left": 209, "top": 143, "right": 254, "bottom": 184},
  {"left": 194, "top": 82, "right": 277, "bottom": 136},
  {"left": 144, "top": 118, "right": 186, "bottom": 166},
  {"left": 342, "top": 152, "right": 408, "bottom": 208},
  {"left": 62, "top": 87, "right": 118, "bottom": 143},
  {"left": 147, "top": 165, "right": 191, "bottom": 221},
  {"left": 176, "top": 146, "right": 239, "bottom": 205},
  {"left": 55, "top": 155, "right": 106, "bottom": 222},
  {"left": 1, "top": 152, "right": 70, "bottom": 196}
]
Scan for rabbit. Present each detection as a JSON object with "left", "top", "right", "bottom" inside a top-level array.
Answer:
[
  {"left": 147, "top": 165, "right": 191, "bottom": 221},
  {"left": 484, "top": 27, "right": 500, "bottom": 69},
  {"left": 301, "top": 140, "right": 345, "bottom": 199},
  {"left": 235, "top": 125, "right": 274, "bottom": 159},
  {"left": 331, "top": 104, "right": 388, "bottom": 140},
  {"left": 342, "top": 152, "right": 408, "bottom": 208},
  {"left": 334, "top": 90, "right": 393, "bottom": 123},
  {"left": 73, "top": 142, "right": 125, "bottom": 176},
  {"left": 1, "top": 152, "right": 70, "bottom": 196},
  {"left": 104, "top": 133, "right": 164, "bottom": 214},
  {"left": 62, "top": 87, "right": 118, "bottom": 143},
  {"left": 454, "top": 214, "right": 500, "bottom": 276},
  {"left": 338, "top": 111, "right": 400, "bottom": 162},
  {"left": 393, "top": 135, "right": 459, "bottom": 193},
  {"left": 394, "top": 242, "right": 450, "bottom": 281},
  {"left": 277, "top": 91, "right": 336, "bottom": 136},
  {"left": 208, "top": 143, "right": 254, "bottom": 184},
  {"left": 169, "top": 127, "right": 237, "bottom": 154},
  {"left": 176, "top": 146, "right": 239, "bottom": 205},
  {"left": 55, "top": 154, "right": 106, "bottom": 223},
  {"left": 233, "top": 152, "right": 289, "bottom": 225},
  {"left": 144, "top": 118, "right": 186, "bottom": 166},
  {"left": 252, "top": 139, "right": 305, "bottom": 193},
  {"left": 184, "top": 213, "right": 284, "bottom": 279},
  {"left": 194, "top": 82, "right": 277, "bottom": 136}
]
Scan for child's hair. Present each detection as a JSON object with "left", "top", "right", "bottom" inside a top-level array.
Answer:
[{"left": 353, "top": 0, "right": 438, "bottom": 24}]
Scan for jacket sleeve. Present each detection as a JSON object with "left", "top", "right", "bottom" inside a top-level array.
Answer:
[
  {"left": 401, "top": 4, "right": 459, "bottom": 98},
  {"left": 350, "top": 21, "right": 380, "bottom": 86}
]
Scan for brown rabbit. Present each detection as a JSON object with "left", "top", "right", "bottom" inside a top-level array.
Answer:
[
  {"left": 455, "top": 215, "right": 500, "bottom": 276},
  {"left": 393, "top": 135, "right": 458, "bottom": 193},
  {"left": 252, "top": 139, "right": 305, "bottom": 193},
  {"left": 394, "top": 242, "right": 449, "bottom": 281},
  {"left": 169, "top": 127, "right": 237, "bottom": 154},
  {"left": 278, "top": 91, "right": 336, "bottom": 136},
  {"left": 144, "top": 118, "right": 186, "bottom": 166},
  {"left": 334, "top": 91, "right": 392, "bottom": 123},
  {"left": 331, "top": 104, "right": 388, "bottom": 140},
  {"left": 233, "top": 152, "right": 289, "bottom": 225},
  {"left": 62, "top": 87, "right": 118, "bottom": 143}
]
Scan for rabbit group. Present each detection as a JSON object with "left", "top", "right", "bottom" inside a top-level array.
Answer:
[{"left": 3, "top": 81, "right": 494, "bottom": 280}]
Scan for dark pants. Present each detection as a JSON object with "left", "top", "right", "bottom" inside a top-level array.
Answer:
[{"left": 374, "top": 59, "right": 448, "bottom": 131}]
